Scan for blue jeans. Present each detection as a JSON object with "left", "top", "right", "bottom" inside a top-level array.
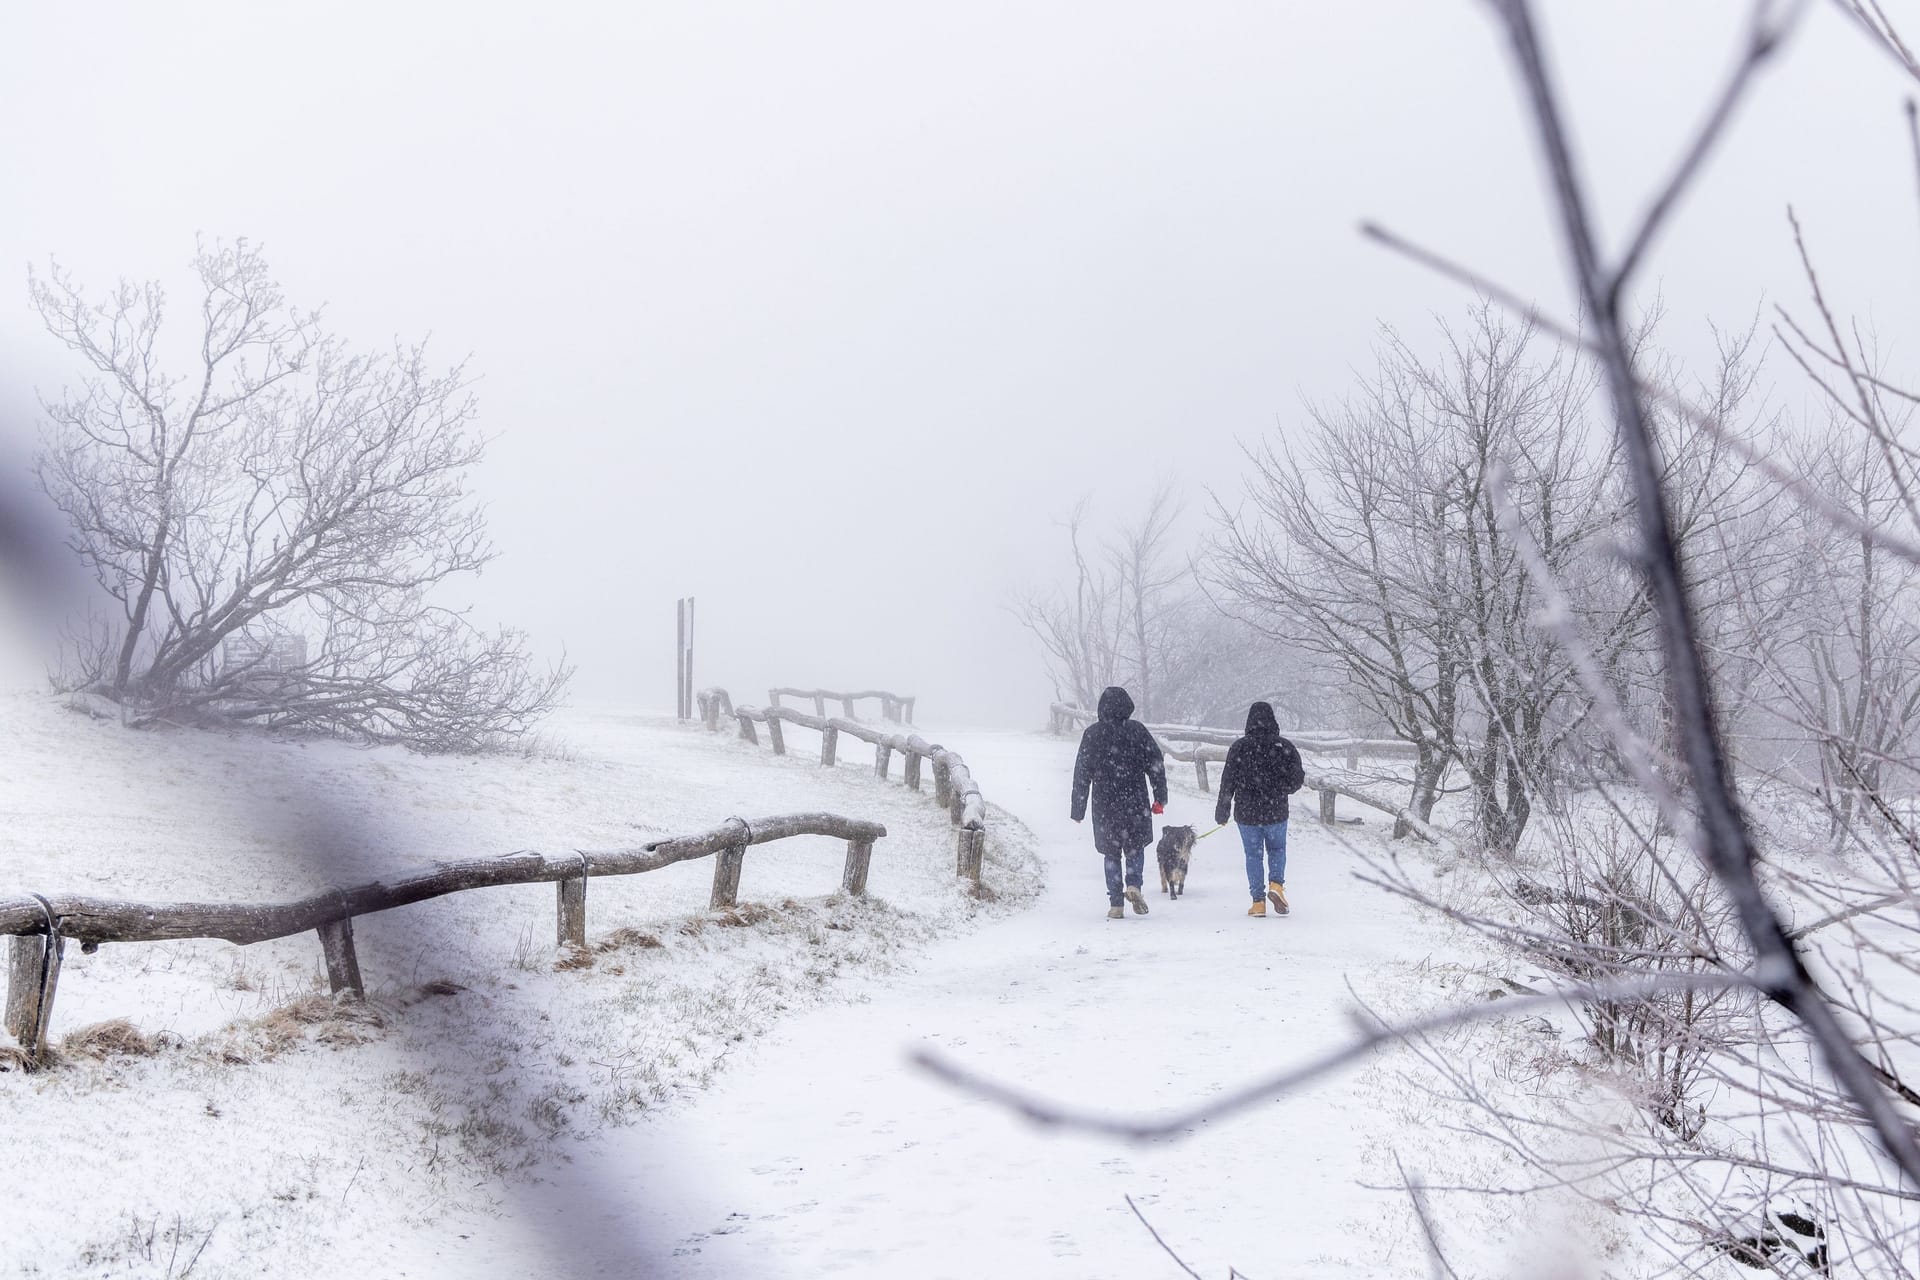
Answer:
[
  {"left": 1104, "top": 848, "right": 1146, "bottom": 904},
  {"left": 1239, "top": 821, "right": 1288, "bottom": 900}
]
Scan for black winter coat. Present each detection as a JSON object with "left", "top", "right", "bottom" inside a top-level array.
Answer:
[
  {"left": 1071, "top": 687, "right": 1168, "bottom": 856},
  {"left": 1214, "top": 702, "right": 1305, "bottom": 826}
]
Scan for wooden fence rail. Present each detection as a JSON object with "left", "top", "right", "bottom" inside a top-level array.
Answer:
[
  {"left": 768, "top": 687, "right": 916, "bottom": 724},
  {"left": 1046, "top": 702, "right": 1435, "bottom": 836},
  {"left": 0, "top": 810, "right": 886, "bottom": 1071},
  {"left": 694, "top": 689, "right": 989, "bottom": 888},
  {"left": 1047, "top": 703, "right": 1414, "bottom": 760}
]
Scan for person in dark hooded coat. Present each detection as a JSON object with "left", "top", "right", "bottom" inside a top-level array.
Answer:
[
  {"left": 1070, "top": 686, "right": 1168, "bottom": 919},
  {"left": 1214, "top": 701, "right": 1305, "bottom": 917}
]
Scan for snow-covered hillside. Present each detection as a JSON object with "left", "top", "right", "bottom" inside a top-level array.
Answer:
[{"left": 0, "top": 696, "right": 1039, "bottom": 1277}]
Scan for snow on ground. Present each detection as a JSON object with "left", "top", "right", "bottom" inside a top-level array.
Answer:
[
  {"left": 420, "top": 727, "right": 1632, "bottom": 1279},
  {"left": 0, "top": 695, "right": 1039, "bottom": 1278}
]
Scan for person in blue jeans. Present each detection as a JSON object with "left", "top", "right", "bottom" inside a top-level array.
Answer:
[{"left": 1213, "top": 701, "right": 1305, "bottom": 917}]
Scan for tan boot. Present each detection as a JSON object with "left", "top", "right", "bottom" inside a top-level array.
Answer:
[
  {"left": 1107, "top": 903, "right": 1125, "bottom": 920},
  {"left": 1247, "top": 898, "right": 1267, "bottom": 918},
  {"left": 1125, "top": 887, "right": 1150, "bottom": 916},
  {"left": 1267, "top": 881, "right": 1289, "bottom": 916}
]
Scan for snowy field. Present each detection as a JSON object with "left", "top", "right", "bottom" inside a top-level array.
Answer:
[
  {"left": 0, "top": 695, "right": 1678, "bottom": 1278},
  {"left": 0, "top": 694, "right": 1039, "bottom": 1278}
]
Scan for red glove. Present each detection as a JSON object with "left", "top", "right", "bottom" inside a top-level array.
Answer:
[{"left": 1151, "top": 802, "right": 1165, "bottom": 815}]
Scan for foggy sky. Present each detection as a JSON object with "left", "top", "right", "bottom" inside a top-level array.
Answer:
[{"left": 3, "top": 1, "right": 1916, "bottom": 728}]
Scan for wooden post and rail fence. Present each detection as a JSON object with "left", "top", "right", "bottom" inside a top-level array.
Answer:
[
  {"left": 1046, "top": 702, "right": 1439, "bottom": 838},
  {"left": 766, "top": 687, "right": 915, "bottom": 725},
  {"left": 695, "top": 686, "right": 988, "bottom": 888},
  {"left": 0, "top": 811, "right": 885, "bottom": 1072}
]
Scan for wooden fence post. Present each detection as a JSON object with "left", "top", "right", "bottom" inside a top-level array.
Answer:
[
  {"left": 1195, "top": 759, "right": 1210, "bottom": 792},
  {"left": 955, "top": 828, "right": 985, "bottom": 885},
  {"left": 903, "top": 752, "right": 922, "bottom": 792},
  {"left": 842, "top": 839, "right": 874, "bottom": 896},
  {"left": 769, "top": 690, "right": 783, "bottom": 710},
  {"left": 820, "top": 725, "right": 839, "bottom": 766},
  {"left": 1319, "top": 788, "right": 1336, "bottom": 825},
  {"left": 903, "top": 697, "right": 915, "bottom": 725},
  {"left": 767, "top": 715, "right": 786, "bottom": 756},
  {"left": 6, "top": 931, "right": 63, "bottom": 1066},
  {"left": 932, "top": 759, "right": 952, "bottom": 806},
  {"left": 813, "top": 694, "right": 826, "bottom": 717},
  {"left": 841, "top": 696, "right": 856, "bottom": 720},
  {"left": 318, "top": 918, "right": 365, "bottom": 998},
  {"left": 875, "top": 742, "right": 891, "bottom": 780},
  {"left": 556, "top": 876, "right": 587, "bottom": 948},
  {"left": 736, "top": 713, "right": 758, "bottom": 745},
  {"left": 710, "top": 845, "right": 746, "bottom": 909}
]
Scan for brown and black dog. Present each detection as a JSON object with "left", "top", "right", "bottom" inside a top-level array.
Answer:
[{"left": 1156, "top": 824, "right": 1197, "bottom": 898}]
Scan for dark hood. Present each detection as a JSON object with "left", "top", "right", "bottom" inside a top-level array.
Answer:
[
  {"left": 1097, "top": 686, "right": 1135, "bottom": 723},
  {"left": 1245, "top": 701, "right": 1280, "bottom": 740}
]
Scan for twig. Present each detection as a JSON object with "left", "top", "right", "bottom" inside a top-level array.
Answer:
[
  {"left": 1124, "top": 1195, "right": 1204, "bottom": 1280},
  {"left": 912, "top": 971, "right": 1752, "bottom": 1142},
  {"left": 1393, "top": 1153, "right": 1462, "bottom": 1280},
  {"left": 1607, "top": 0, "right": 1803, "bottom": 309},
  {"left": 1361, "top": 223, "right": 1920, "bottom": 572}
]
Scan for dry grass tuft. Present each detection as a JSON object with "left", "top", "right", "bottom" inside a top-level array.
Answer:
[
  {"left": 553, "top": 945, "right": 595, "bottom": 971},
  {"left": 595, "top": 927, "right": 663, "bottom": 953},
  {"left": 713, "top": 902, "right": 778, "bottom": 928},
  {"left": 211, "top": 993, "right": 387, "bottom": 1063},
  {"left": 0, "top": 1042, "right": 35, "bottom": 1072},
  {"left": 61, "top": 1018, "right": 159, "bottom": 1060}
]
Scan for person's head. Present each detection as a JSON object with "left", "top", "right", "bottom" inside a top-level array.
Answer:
[
  {"left": 1097, "top": 686, "right": 1135, "bottom": 723},
  {"left": 1245, "top": 700, "right": 1279, "bottom": 739}
]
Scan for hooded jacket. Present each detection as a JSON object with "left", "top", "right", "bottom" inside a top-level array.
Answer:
[
  {"left": 1214, "top": 701, "right": 1305, "bottom": 827},
  {"left": 1070, "top": 687, "right": 1168, "bottom": 856}
]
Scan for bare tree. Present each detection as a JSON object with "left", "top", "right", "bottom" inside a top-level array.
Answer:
[
  {"left": 1110, "top": 484, "right": 1188, "bottom": 723},
  {"left": 1210, "top": 307, "right": 1628, "bottom": 853},
  {"left": 32, "top": 239, "right": 568, "bottom": 751},
  {"left": 1013, "top": 488, "right": 1222, "bottom": 723},
  {"left": 1010, "top": 498, "right": 1124, "bottom": 713}
]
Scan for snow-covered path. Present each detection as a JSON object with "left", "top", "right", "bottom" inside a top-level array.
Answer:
[{"left": 440, "top": 729, "right": 1521, "bottom": 1278}]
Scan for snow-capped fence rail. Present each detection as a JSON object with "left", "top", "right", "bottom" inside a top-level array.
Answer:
[
  {"left": 695, "top": 689, "right": 989, "bottom": 888},
  {"left": 1046, "top": 702, "right": 1433, "bottom": 833},
  {"left": 768, "top": 687, "right": 915, "bottom": 724},
  {"left": 0, "top": 811, "right": 886, "bottom": 1070}
]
